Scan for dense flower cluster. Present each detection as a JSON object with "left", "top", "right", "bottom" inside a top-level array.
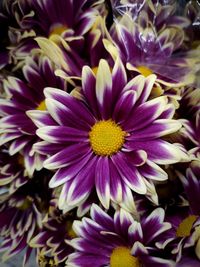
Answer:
[{"left": 0, "top": 0, "right": 200, "bottom": 266}]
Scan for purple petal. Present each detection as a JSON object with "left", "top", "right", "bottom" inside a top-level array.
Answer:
[
  {"left": 44, "top": 87, "right": 95, "bottom": 128},
  {"left": 37, "top": 126, "right": 88, "bottom": 143},
  {"left": 126, "top": 140, "right": 184, "bottom": 165},
  {"left": 123, "top": 96, "right": 168, "bottom": 132},
  {"left": 43, "top": 143, "right": 91, "bottom": 169},
  {"left": 82, "top": 66, "right": 99, "bottom": 118},
  {"left": 111, "top": 152, "right": 147, "bottom": 194},
  {"left": 113, "top": 90, "right": 137, "bottom": 123},
  {"left": 95, "top": 60, "right": 112, "bottom": 119},
  {"left": 49, "top": 152, "right": 92, "bottom": 188},
  {"left": 95, "top": 157, "right": 110, "bottom": 209}
]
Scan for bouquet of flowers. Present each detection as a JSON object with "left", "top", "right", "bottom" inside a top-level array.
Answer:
[{"left": 0, "top": 0, "right": 200, "bottom": 266}]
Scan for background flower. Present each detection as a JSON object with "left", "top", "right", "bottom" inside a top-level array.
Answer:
[{"left": 66, "top": 204, "right": 175, "bottom": 267}]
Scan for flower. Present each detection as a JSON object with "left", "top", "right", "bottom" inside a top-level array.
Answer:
[
  {"left": 24, "top": 0, "right": 103, "bottom": 39},
  {"left": 0, "top": 53, "right": 66, "bottom": 176},
  {"left": 163, "top": 161, "right": 200, "bottom": 265},
  {"left": 35, "top": 15, "right": 113, "bottom": 83},
  {"left": 66, "top": 204, "right": 174, "bottom": 267},
  {"left": 0, "top": 191, "right": 43, "bottom": 266},
  {"left": 28, "top": 59, "right": 187, "bottom": 212},
  {"left": 0, "top": 0, "right": 38, "bottom": 69},
  {"left": 0, "top": 146, "right": 29, "bottom": 194},
  {"left": 0, "top": 168, "right": 53, "bottom": 265},
  {"left": 105, "top": 1, "right": 195, "bottom": 86},
  {"left": 30, "top": 199, "right": 75, "bottom": 265}
]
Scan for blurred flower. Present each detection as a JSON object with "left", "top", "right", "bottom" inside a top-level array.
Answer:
[
  {"left": 0, "top": 147, "right": 29, "bottom": 194},
  {"left": 105, "top": 0, "right": 195, "bottom": 86},
  {"left": 30, "top": 199, "right": 75, "bottom": 265},
  {"left": 0, "top": 52, "right": 66, "bottom": 176}
]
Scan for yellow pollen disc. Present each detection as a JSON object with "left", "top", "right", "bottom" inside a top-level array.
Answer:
[
  {"left": 92, "top": 67, "right": 98, "bottom": 75},
  {"left": 110, "top": 246, "right": 140, "bottom": 267},
  {"left": 18, "top": 154, "right": 24, "bottom": 167},
  {"left": 19, "top": 197, "right": 32, "bottom": 211},
  {"left": 92, "top": 66, "right": 112, "bottom": 76},
  {"left": 66, "top": 221, "right": 76, "bottom": 238},
  {"left": 36, "top": 100, "right": 46, "bottom": 111},
  {"left": 89, "top": 120, "right": 126, "bottom": 156},
  {"left": 49, "top": 24, "right": 68, "bottom": 36},
  {"left": 176, "top": 215, "right": 198, "bottom": 237},
  {"left": 137, "top": 66, "right": 153, "bottom": 77}
]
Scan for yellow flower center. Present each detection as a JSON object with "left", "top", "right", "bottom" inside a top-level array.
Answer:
[
  {"left": 137, "top": 66, "right": 153, "bottom": 77},
  {"left": 36, "top": 100, "right": 46, "bottom": 111},
  {"left": 89, "top": 120, "right": 126, "bottom": 156},
  {"left": 19, "top": 197, "right": 32, "bottom": 211},
  {"left": 17, "top": 154, "right": 24, "bottom": 167},
  {"left": 49, "top": 24, "right": 68, "bottom": 36},
  {"left": 92, "top": 66, "right": 112, "bottom": 76},
  {"left": 110, "top": 246, "right": 140, "bottom": 267},
  {"left": 66, "top": 221, "right": 76, "bottom": 238},
  {"left": 176, "top": 215, "right": 198, "bottom": 237},
  {"left": 92, "top": 67, "right": 98, "bottom": 75}
]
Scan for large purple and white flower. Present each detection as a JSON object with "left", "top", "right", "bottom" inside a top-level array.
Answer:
[
  {"left": 28, "top": 59, "right": 187, "bottom": 212},
  {"left": 66, "top": 204, "right": 175, "bottom": 267},
  {"left": 0, "top": 53, "right": 66, "bottom": 176}
]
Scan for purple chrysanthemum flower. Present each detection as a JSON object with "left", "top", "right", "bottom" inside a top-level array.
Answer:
[
  {"left": 0, "top": 53, "right": 66, "bottom": 176},
  {"left": 0, "top": 0, "right": 38, "bottom": 69},
  {"left": 162, "top": 161, "right": 200, "bottom": 265},
  {"left": 23, "top": 0, "right": 103, "bottom": 39},
  {"left": 35, "top": 15, "right": 112, "bottom": 83},
  {"left": 0, "top": 192, "right": 42, "bottom": 266},
  {"left": 66, "top": 204, "right": 174, "bottom": 267},
  {"left": 105, "top": 1, "right": 195, "bottom": 86},
  {"left": 30, "top": 199, "right": 75, "bottom": 265},
  {"left": 28, "top": 59, "right": 187, "bottom": 212},
  {"left": 0, "top": 169, "right": 53, "bottom": 266}
]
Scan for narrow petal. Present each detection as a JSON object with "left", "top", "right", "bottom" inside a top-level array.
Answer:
[
  {"left": 113, "top": 90, "right": 137, "bottom": 123},
  {"left": 96, "top": 59, "right": 112, "bottom": 119},
  {"left": 123, "top": 96, "right": 168, "bottom": 132},
  {"left": 82, "top": 66, "right": 99, "bottom": 118},
  {"left": 126, "top": 140, "right": 184, "bottom": 165},
  {"left": 49, "top": 153, "right": 92, "bottom": 188},
  {"left": 95, "top": 157, "right": 110, "bottom": 209},
  {"left": 112, "top": 153, "right": 147, "bottom": 194},
  {"left": 37, "top": 126, "right": 88, "bottom": 143},
  {"left": 127, "top": 119, "right": 182, "bottom": 141},
  {"left": 43, "top": 143, "right": 91, "bottom": 169}
]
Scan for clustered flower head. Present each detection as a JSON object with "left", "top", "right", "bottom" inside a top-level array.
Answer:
[{"left": 0, "top": 0, "right": 200, "bottom": 266}]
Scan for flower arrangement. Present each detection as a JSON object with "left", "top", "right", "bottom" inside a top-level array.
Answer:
[{"left": 0, "top": 0, "right": 200, "bottom": 266}]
